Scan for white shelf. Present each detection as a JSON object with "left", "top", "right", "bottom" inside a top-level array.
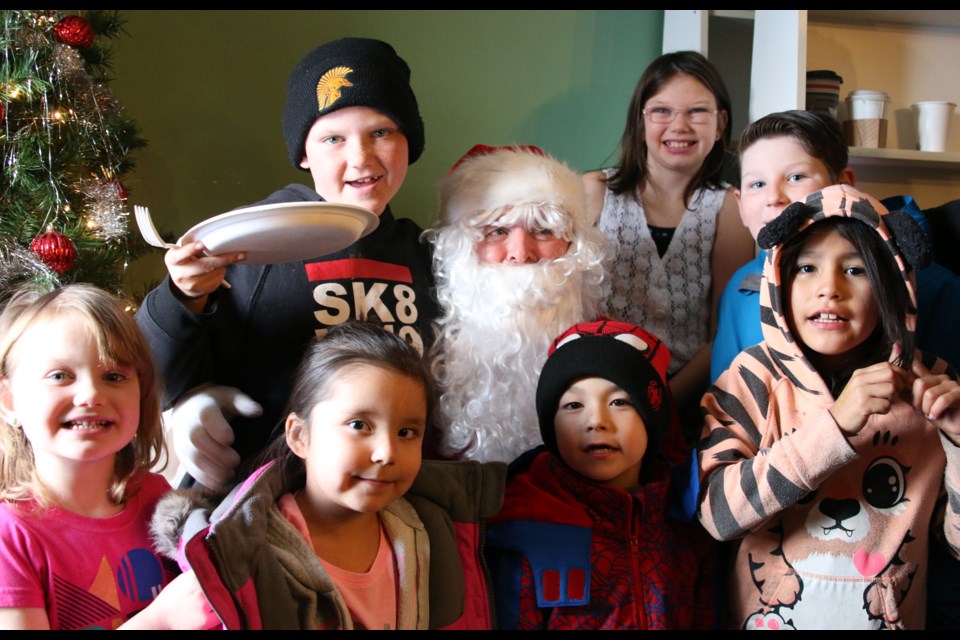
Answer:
[
  {"left": 665, "top": 10, "right": 960, "bottom": 205},
  {"left": 849, "top": 147, "right": 960, "bottom": 168}
]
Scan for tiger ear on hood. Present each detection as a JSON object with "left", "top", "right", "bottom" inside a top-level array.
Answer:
[
  {"left": 757, "top": 201, "right": 815, "bottom": 250},
  {"left": 883, "top": 209, "right": 934, "bottom": 271}
]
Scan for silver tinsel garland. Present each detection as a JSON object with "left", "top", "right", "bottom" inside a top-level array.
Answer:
[
  {"left": 0, "top": 240, "right": 59, "bottom": 304},
  {"left": 81, "top": 178, "right": 128, "bottom": 241}
]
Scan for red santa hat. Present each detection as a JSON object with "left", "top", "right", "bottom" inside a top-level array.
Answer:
[{"left": 438, "top": 144, "right": 588, "bottom": 229}]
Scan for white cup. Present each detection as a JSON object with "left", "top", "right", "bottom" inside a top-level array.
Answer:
[
  {"left": 913, "top": 101, "right": 956, "bottom": 152},
  {"left": 846, "top": 90, "right": 889, "bottom": 120}
]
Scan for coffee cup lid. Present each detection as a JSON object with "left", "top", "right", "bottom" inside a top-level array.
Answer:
[
  {"left": 807, "top": 69, "right": 843, "bottom": 82},
  {"left": 847, "top": 89, "right": 889, "bottom": 100}
]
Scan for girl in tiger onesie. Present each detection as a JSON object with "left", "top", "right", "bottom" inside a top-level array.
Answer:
[{"left": 698, "top": 184, "right": 960, "bottom": 630}]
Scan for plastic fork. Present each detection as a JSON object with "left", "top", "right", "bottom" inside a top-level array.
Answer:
[
  {"left": 134, "top": 205, "right": 176, "bottom": 249},
  {"left": 133, "top": 204, "right": 230, "bottom": 289}
]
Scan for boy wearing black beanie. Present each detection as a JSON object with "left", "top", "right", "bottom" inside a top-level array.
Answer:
[
  {"left": 485, "top": 318, "right": 718, "bottom": 630},
  {"left": 136, "top": 37, "right": 438, "bottom": 491}
]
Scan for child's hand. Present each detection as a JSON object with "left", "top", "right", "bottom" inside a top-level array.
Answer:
[
  {"left": 119, "top": 570, "right": 219, "bottom": 630},
  {"left": 830, "top": 361, "right": 909, "bottom": 436},
  {"left": 165, "top": 241, "right": 244, "bottom": 309},
  {"left": 911, "top": 360, "right": 960, "bottom": 443}
]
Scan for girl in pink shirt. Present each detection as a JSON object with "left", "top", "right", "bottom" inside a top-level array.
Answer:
[{"left": 0, "top": 284, "right": 213, "bottom": 630}]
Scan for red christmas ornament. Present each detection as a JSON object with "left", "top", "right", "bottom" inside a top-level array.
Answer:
[
  {"left": 53, "top": 15, "right": 95, "bottom": 49},
  {"left": 30, "top": 226, "right": 77, "bottom": 274},
  {"left": 112, "top": 179, "right": 128, "bottom": 201}
]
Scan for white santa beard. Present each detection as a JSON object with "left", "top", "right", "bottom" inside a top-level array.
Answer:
[{"left": 432, "top": 258, "right": 593, "bottom": 463}]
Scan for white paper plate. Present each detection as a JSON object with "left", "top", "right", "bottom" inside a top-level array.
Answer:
[{"left": 178, "top": 202, "right": 379, "bottom": 265}]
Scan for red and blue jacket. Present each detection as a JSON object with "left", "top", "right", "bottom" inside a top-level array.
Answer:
[{"left": 485, "top": 449, "right": 717, "bottom": 629}]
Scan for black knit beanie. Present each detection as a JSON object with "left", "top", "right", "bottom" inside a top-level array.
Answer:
[
  {"left": 536, "top": 319, "right": 673, "bottom": 459},
  {"left": 282, "top": 37, "right": 425, "bottom": 170}
]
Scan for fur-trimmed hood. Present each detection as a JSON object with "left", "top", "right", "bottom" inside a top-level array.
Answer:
[{"left": 150, "top": 486, "right": 225, "bottom": 564}]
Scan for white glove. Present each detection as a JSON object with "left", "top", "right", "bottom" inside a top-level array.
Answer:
[{"left": 168, "top": 385, "right": 262, "bottom": 490}]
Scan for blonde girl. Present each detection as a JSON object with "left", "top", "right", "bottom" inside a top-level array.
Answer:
[{"left": 0, "top": 283, "right": 211, "bottom": 630}]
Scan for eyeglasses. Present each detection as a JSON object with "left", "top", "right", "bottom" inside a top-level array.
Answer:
[{"left": 642, "top": 106, "right": 718, "bottom": 124}]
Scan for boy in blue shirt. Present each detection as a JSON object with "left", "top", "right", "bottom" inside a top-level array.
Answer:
[{"left": 711, "top": 110, "right": 960, "bottom": 382}]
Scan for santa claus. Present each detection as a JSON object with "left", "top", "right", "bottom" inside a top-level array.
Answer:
[
  {"left": 423, "top": 145, "right": 608, "bottom": 463},
  {"left": 160, "top": 145, "right": 609, "bottom": 487}
]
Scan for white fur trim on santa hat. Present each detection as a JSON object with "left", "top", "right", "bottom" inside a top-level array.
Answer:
[{"left": 438, "top": 146, "right": 587, "bottom": 229}]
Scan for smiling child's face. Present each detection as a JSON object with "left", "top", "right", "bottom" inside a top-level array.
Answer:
[
  {"left": 553, "top": 376, "right": 647, "bottom": 491},
  {"left": 786, "top": 226, "right": 879, "bottom": 367}
]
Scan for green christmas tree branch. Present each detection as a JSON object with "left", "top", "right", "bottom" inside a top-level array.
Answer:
[{"left": 0, "top": 9, "right": 151, "bottom": 303}]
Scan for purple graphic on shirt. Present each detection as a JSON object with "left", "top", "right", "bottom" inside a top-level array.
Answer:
[{"left": 117, "top": 548, "right": 164, "bottom": 603}]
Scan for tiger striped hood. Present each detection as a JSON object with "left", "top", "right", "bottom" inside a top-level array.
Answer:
[
  {"left": 697, "top": 187, "right": 957, "bottom": 631},
  {"left": 754, "top": 183, "right": 931, "bottom": 396}
]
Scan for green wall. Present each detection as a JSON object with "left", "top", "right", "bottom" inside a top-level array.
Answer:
[{"left": 109, "top": 10, "right": 663, "bottom": 292}]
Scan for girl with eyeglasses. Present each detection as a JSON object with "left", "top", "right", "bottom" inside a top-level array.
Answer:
[{"left": 583, "top": 50, "right": 754, "bottom": 449}]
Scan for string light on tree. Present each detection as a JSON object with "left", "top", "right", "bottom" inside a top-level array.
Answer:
[{"left": 0, "top": 9, "right": 150, "bottom": 299}]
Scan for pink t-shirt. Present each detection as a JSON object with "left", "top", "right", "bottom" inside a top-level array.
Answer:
[
  {"left": 0, "top": 473, "right": 174, "bottom": 629},
  {"left": 277, "top": 493, "right": 398, "bottom": 630}
]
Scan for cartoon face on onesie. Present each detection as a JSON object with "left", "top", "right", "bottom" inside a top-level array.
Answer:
[{"left": 746, "top": 419, "right": 943, "bottom": 631}]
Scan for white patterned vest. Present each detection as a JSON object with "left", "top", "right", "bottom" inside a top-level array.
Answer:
[{"left": 597, "top": 169, "right": 724, "bottom": 375}]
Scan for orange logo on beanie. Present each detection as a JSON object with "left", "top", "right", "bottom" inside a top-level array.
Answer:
[{"left": 316, "top": 66, "right": 353, "bottom": 111}]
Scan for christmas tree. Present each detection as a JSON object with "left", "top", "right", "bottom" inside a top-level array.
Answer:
[{"left": 0, "top": 9, "right": 148, "bottom": 304}]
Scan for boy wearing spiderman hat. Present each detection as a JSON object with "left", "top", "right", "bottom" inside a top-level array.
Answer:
[{"left": 484, "top": 319, "right": 717, "bottom": 630}]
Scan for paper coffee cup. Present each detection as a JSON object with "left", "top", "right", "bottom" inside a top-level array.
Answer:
[
  {"left": 846, "top": 90, "right": 889, "bottom": 120},
  {"left": 913, "top": 101, "right": 956, "bottom": 152}
]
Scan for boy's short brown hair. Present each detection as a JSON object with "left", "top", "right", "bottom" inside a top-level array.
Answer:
[{"left": 737, "top": 110, "right": 848, "bottom": 186}]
